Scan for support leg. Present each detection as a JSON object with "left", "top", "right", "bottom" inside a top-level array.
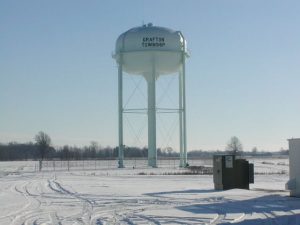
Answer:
[
  {"left": 179, "top": 70, "right": 184, "bottom": 167},
  {"left": 182, "top": 59, "right": 188, "bottom": 167},
  {"left": 118, "top": 63, "right": 124, "bottom": 168}
]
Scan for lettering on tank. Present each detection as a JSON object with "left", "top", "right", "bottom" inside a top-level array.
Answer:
[{"left": 142, "top": 37, "right": 165, "bottom": 47}]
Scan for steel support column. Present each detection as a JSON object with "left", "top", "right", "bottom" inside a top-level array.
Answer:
[
  {"left": 146, "top": 64, "right": 157, "bottom": 168},
  {"left": 118, "top": 60, "right": 124, "bottom": 168},
  {"left": 182, "top": 55, "right": 187, "bottom": 166}
]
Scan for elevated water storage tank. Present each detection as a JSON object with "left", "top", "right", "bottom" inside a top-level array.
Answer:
[
  {"left": 114, "top": 23, "right": 186, "bottom": 76},
  {"left": 114, "top": 23, "right": 188, "bottom": 168},
  {"left": 286, "top": 138, "right": 300, "bottom": 197}
]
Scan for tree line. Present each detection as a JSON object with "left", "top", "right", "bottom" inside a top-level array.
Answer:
[
  {"left": 0, "top": 132, "right": 180, "bottom": 161},
  {"left": 0, "top": 132, "right": 288, "bottom": 161},
  {"left": 0, "top": 142, "right": 180, "bottom": 161}
]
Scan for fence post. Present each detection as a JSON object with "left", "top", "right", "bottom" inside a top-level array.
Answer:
[{"left": 39, "top": 160, "right": 42, "bottom": 172}]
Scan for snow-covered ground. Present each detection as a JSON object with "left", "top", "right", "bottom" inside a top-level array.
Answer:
[{"left": 0, "top": 158, "right": 299, "bottom": 225}]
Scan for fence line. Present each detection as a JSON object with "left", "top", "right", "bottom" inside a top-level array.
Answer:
[{"left": 39, "top": 158, "right": 213, "bottom": 171}]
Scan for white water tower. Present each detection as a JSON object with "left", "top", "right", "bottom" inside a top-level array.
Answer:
[{"left": 113, "top": 23, "right": 189, "bottom": 167}]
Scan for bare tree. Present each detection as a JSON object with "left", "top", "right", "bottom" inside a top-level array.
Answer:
[
  {"left": 252, "top": 147, "right": 258, "bottom": 155},
  {"left": 226, "top": 136, "right": 243, "bottom": 156},
  {"left": 61, "top": 145, "right": 70, "bottom": 160},
  {"left": 89, "top": 141, "right": 99, "bottom": 158},
  {"left": 34, "top": 131, "right": 51, "bottom": 160}
]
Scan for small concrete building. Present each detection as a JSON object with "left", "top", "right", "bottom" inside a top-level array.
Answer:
[{"left": 286, "top": 138, "right": 300, "bottom": 197}]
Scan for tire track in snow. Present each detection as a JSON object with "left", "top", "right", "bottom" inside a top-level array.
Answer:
[
  {"left": 92, "top": 198, "right": 225, "bottom": 225},
  {"left": 48, "top": 178, "right": 94, "bottom": 225},
  {"left": 49, "top": 211, "right": 62, "bottom": 225},
  {"left": 91, "top": 196, "right": 198, "bottom": 225},
  {"left": 10, "top": 181, "right": 44, "bottom": 225},
  {"left": 111, "top": 207, "right": 160, "bottom": 225},
  {"left": 90, "top": 199, "right": 162, "bottom": 225},
  {"left": 0, "top": 182, "right": 31, "bottom": 221},
  {"left": 132, "top": 214, "right": 161, "bottom": 225},
  {"left": 9, "top": 178, "right": 60, "bottom": 225}
]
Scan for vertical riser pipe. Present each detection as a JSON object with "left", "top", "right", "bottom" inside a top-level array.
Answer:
[{"left": 147, "top": 72, "right": 157, "bottom": 168}]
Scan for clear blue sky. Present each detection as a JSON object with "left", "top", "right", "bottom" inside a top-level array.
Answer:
[{"left": 1, "top": 0, "right": 300, "bottom": 151}]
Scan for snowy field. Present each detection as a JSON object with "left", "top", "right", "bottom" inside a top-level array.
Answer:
[{"left": 0, "top": 157, "right": 299, "bottom": 225}]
